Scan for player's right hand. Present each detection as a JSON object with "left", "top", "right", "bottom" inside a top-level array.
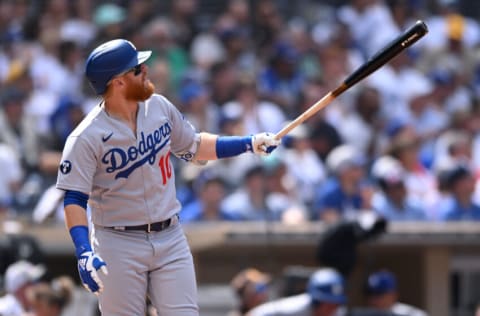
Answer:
[
  {"left": 251, "top": 132, "right": 281, "bottom": 156},
  {"left": 77, "top": 251, "right": 108, "bottom": 294}
]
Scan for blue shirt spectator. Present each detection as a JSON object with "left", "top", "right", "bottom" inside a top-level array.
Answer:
[
  {"left": 313, "top": 145, "right": 371, "bottom": 222},
  {"left": 372, "top": 193, "right": 427, "bottom": 221},
  {"left": 439, "top": 199, "right": 480, "bottom": 221},
  {"left": 180, "top": 199, "right": 240, "bottom": 222},
  {"left": 257, "top": 41, "right": 305, "bottom": 115},
  {"left": 437, "top": 164, "right": 480, "bottom": 221},
  {"left": 314, "top": 177, "right": 363, "bottom": 221},
  {"left": 179, "top": 168, "right": 238, "bottom": 222},
  {"left": 370, "top": 156, "right": 427, "bottom": 221}
]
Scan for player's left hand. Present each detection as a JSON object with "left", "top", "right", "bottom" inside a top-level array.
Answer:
[
  {"left": 251, "top": 132, "right": 281, "bottom": 156},
  {"left": 77, "top": 251, "right": 108, "bottom": 295}
]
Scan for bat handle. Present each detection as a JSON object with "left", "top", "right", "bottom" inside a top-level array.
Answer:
[{"left": 275, "top": 92, "right": 335, "bottom": 140}]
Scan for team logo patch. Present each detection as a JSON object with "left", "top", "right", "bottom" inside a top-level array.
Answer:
[
  {"left": 59, "top": 160, "right": 72, "bottom": 174},
  {"left": 179, "top": 152, "right": 194, "bottom": 162}
]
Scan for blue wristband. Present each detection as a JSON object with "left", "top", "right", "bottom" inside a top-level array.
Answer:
[
  {"left": 216, "top": 136, "right": 253, "bottom": 158},
  {"left": 69, "top": 225, "right": 92, "bottom": 258}
]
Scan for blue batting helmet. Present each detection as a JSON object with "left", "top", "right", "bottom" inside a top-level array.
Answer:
[
  {"left": 85, "top": 39, "right": 152, "bottom": 95},
  {"left": 307, "top": 268, "right": 347, "bottom": 305}
]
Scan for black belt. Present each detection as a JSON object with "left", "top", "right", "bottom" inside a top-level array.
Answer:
[{"left": 107, "top": 214, "right": 178, "bottom": 233}]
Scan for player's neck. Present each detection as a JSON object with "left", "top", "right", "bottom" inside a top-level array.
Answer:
[
  {"left": 103, "top": 96, "right": 138, "bottom": 124},
  {"left": 102, "top": 96, "right": 139, "bottom": 136}
]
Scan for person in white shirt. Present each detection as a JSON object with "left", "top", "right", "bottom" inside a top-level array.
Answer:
[
  {"left": 248, "top": 268, "right": 347, "bottom": 316},
  {"left": 0, "top": 260, "right": 45, "bottom": 316}
]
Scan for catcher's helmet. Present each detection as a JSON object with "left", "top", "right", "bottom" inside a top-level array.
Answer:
[
  {"left": 307, "top": 268, "right": 347, "bottom": 304},
  {"left": 85, "top": 39, "right": 152, "bottom": 95}
]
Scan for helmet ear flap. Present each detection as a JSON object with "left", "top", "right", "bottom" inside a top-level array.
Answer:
[{"left": 85, "top": 39, "right": 152, "bottom": 95}]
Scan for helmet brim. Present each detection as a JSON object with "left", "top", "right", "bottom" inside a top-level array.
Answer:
[{"left": 138, "top": 51, "right": 152, "bottom": 64}]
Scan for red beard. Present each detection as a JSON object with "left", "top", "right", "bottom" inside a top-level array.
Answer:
[{"left": 125, "top": 77, "right": 155, "bottom": 101}]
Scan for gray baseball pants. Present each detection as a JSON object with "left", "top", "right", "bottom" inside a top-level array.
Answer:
[{"left": 92, "top": 222, "right": 199, "bottom": 316}]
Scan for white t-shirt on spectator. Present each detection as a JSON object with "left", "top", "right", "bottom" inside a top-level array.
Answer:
[
  {"left": 0, "top": 294, "right": 25, "bottom": 316},
  {"left": 0, "top": 144, "right": 23, "bottom": 206}
]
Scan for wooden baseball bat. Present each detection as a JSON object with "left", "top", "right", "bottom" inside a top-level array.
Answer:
[{"left": 275, "top": 20, "right": 428, "bottom": 140}]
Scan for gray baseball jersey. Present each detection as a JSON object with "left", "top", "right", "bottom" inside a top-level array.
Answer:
[{"left": 56, "top": 93, "right": 198, "bottom": 227}]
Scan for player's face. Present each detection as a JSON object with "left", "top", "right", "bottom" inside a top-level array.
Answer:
[{"left": 124, "top": 64, "right": 155, "bottom": 101}]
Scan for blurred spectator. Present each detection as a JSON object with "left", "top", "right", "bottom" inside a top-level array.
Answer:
[
  {"left": 216, "top": 24, "right": 256, "bottom": 74},
  {"left": 364, "top": 270, "right": 428, "bottom": 316},
  {"left": 216, "top": 0, "right": 252, "bottom": 37},
  {"left": 229, "top": 268, "right": 271, "bottom": 316},
  {"left": 0, "top": 260, "right": 45, "bottom": 316},
  {"left": 433, "top": 129, "right": 472, "bottom": 173},
  {"left": 252, "top": 0, "right": 284, "bottom": 58},
  {"left": 0, "top": 144, "right": 23, "bottom": 213},
  {"left": 308, "top": 120, "right": 342, "bottom": 163},
  {"left": 223, "top": 75, "right": 286, "bottom": 135},
  {"left": 209, "top": 61, "right": 237, "bottom": 106},
  {"left": 222, "top": 163, "right": 279, "bottom": 221},
  {"left": 335, "top": 86, "right": 383, "bottom": 157},
  {"left": 370, "top": 156, "right": 427, "bottom": 221},
  {"left": 27, "top": 275, "right": 75, "bottom": 316},
  {"left": 258, "top": 40, "right": 305, "bottom": 115},
  {"left": 437, "top": 164, "right": 480, "bottom": 221},
  {"left": 337, "top": 0, "right": 400, "bottom": 58},
  {"left": 190, "top": 31, "right": 225, "bottom": 74},
  {"left": 125, "top": 0, "right": 156, "bottom": 30},
  {"left": 39, "top": 96, "right": 85, "bottom": 178},
  {"left": 60, "top": 1, "right": 97, "bottom": 48},
  {"left": 282, "top": 124, "right": 326, "bottom": 207},
  {"left": 366, "top": 45, "right": 433, "bottom": 129},
  {"left": 179, "top": 81, "right": 220, "bottom": 133},
  {"left": 422, "top": 0, "right": 480, "bottom": 52},
  {"left": 91, "top": 3, "right": 127, "bottom": 46},
  {"left": 313, "top": 144, "right": 372, "bottom": 223},
  {"left": 142, "top": 17, "right": 190, "bottom": 93},
  {"left": 167, "top": 0, "right": 201, "bottom": 51},
  {"left": 0, "top": 87, "right": 40, "bottom": 173},
  {"left": 180, "top": 168, "right": 237, "bottom": 222},
  {"left": 263, "top": 156, "right": 309, "bottom": 225},
  {"left": 248, "top": 267, "right": 347, "bottom": 316},
  {"left": 386, "top": 125, "right": 441, "bottom": 219}
]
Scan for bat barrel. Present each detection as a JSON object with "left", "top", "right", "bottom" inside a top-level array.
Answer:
[{"left": 340, "top": 20, "right": 428, "bottom": 93}]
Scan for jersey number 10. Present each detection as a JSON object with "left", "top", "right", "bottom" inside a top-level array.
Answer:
[{"left": 159, "top": 152, "right": 172, "bottom": 185}]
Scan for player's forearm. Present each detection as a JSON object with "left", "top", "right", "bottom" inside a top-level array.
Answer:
[
  {"left": 64, "top": 204, "right": 89, "bottom": 229},
  {"left": 195, "top": 132, "right": 219, "bottom": 161},
  {"left": 195, "top": 132, "right": 280, "bottom": 160},
  {"left": 64, "top": 203, "right": 92, "bottom": 258}
]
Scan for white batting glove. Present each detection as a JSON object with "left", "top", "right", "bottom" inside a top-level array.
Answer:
[
  {"left": 251, "top": 132, "right": 281, "bottom": 156},
  {"left": 77, "top": 251, "right": 108, "bottom": 295}
]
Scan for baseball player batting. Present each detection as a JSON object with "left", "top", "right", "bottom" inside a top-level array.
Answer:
[{"left": 56, "top": 39, "right": 280, "bottom": 316}]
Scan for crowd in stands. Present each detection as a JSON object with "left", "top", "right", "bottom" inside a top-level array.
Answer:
[{"left": 1, "top": 0, "right": 480, "bottom": 226}]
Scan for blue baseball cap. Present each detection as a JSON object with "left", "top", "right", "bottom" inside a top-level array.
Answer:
[{"left": 365, "top": 270, "right": 397, "bottom": 295}]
